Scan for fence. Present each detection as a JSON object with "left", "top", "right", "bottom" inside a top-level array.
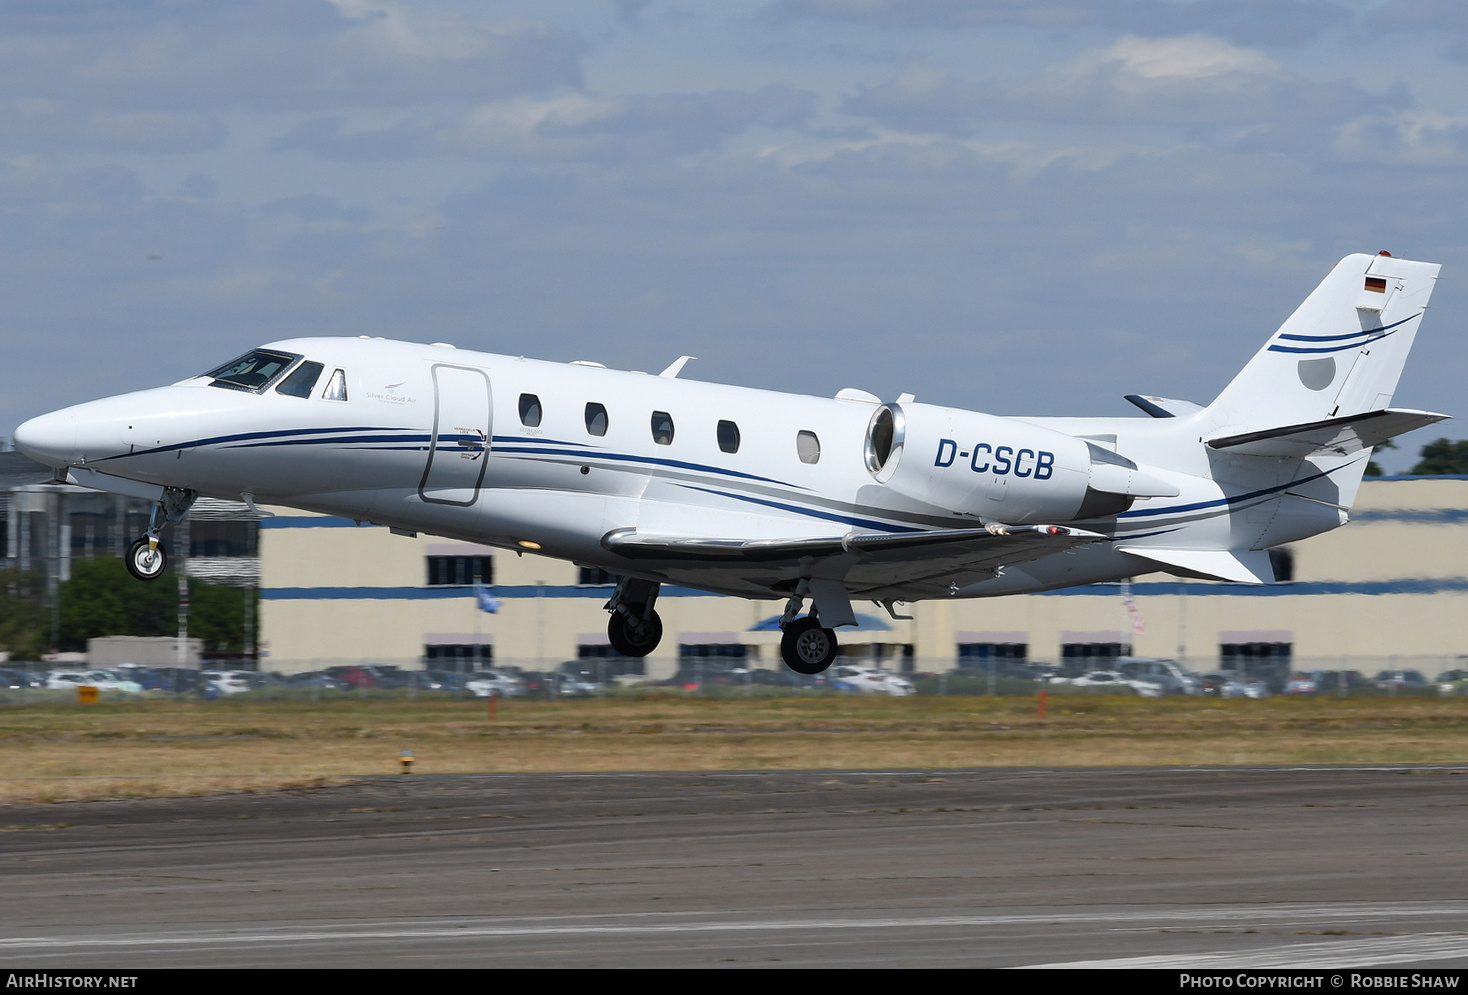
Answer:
[{"left": 2, "top": 654, "right": 1465, "bottom": 703}]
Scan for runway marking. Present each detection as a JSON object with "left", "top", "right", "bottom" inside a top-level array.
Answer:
[
  {"left": 1028, "top": 932, "right": 1468, "bottom": 969},
  {"left": 3, "top": 903, "right": 1466, "bottom": 955}
]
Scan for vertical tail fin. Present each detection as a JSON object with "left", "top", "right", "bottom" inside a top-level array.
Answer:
[{"left": 1207, "top": 252, "right": 1440, "bottom": 433}]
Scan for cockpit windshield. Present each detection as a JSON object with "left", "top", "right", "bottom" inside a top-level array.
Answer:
[{"left": 206, "top": 350, "right": 302, "bottom": 392}]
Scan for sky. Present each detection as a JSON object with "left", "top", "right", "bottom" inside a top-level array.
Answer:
[{"left": 2, "top": 0, "right": 1467, "bottom": 472}]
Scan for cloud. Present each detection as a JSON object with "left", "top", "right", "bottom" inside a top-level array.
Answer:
[
  {"left": 272, "top": 85, "right": 819, "bottom": 162},
  {"left": 0, "top": 101, "right": 227, "bottom": 153},
  {"left": 769, "top": 0, "right": 1351, "bottom": 46},
  {"left": 1365, "top": 0, "right": 1468, "bottom": 62},
  {"left": 1332, "top": 109, "right": 1468, "bottom": 167},
  {"left": 0, "top": 1, "right": 585, "bottom": 113},
  {"left": 260, "top": 193, "right": 375, "bottom": 225},
  {"left": 844, "top": 35, "right": 1386, "bottom": 134}
]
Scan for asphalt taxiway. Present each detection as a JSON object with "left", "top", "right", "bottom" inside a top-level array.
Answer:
[{"left": 2, "top": 766, "right": 1466, "bottom": 968}]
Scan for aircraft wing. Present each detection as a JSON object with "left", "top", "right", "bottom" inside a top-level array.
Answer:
[
  {"left": 602, "top": 524, "right": 1106, "bottom": 596},
  {"left": 1207, "top": 407, "right": 1448, "bottom": 459}
]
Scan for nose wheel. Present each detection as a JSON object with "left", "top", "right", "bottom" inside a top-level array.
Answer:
[
  {"left": 780, "top": 615, "right": 838, "bottom": 675},
  {"left": 123, "top": 486, "right": 196, "bottom": 582},
  {"left": 126, "top": 537, "right": 168, "bottom": 581}
]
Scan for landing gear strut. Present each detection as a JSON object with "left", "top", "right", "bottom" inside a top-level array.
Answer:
[
  {"left": 605, "top": 577, "right": 663, "bottom": 657},
  {"left": 125, "top": 487, "right": 196, "bottom": 582}
]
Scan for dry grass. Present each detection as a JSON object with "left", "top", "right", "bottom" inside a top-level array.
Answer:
[{"left": 1, "top": 693, "right": 1466, "bottom": 804}]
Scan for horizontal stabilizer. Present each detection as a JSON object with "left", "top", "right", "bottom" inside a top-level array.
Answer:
[
  {"left": 1207, "top": 408, "right": 1448, "bottom": 459},
  {"left": 1124, "top": 394, "right": 1204, "bottom": 419},
  {"left": 1116, "top": 547, "right": 1275, "bottom": 585}
]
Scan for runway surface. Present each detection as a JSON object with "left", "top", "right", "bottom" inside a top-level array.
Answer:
[{"left": 2, "top": 765, "right": 1467, "bottom": 968}]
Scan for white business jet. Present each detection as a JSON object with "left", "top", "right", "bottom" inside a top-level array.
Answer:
[{"left": 13, "top": 252, "right": 1448, "bottom": 674}]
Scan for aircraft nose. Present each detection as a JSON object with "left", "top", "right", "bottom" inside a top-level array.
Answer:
[{"left": 13, "top": 410, "right": 79, "bottom": 468}]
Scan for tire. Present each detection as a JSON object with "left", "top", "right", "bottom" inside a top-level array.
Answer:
[
  {"left": 126, "top": 537, "right": 168, "bottom": 581},
  {"left": 780, "top": 616, "right": 838, "bottom": 674},
  {"left": 607, "top": 607, "right": 663, "bottom": 658}
]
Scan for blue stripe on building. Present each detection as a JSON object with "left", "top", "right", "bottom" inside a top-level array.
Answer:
[
  {"left": 262, "top": 578, "right": 1468, "bottom": 601},
  {"left": 261, "top": 516, "right": 372, "bottom": 528},
  {"left": 262, "top": 584, "right": 711, "bottom": 600}
]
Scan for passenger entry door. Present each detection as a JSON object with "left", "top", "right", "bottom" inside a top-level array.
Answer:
[{"left": 418, "top": 364, "right": 491, "bottom": 506}]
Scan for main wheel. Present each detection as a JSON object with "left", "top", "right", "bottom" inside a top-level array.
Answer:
[
  {"left": 607, "top": 607, "right": 663, "bottom": 657},
  {"left": 781, "top": 616, "right": 838, "bottom": 675},
  {"left": 126, "top": 537, "right": 168, "bottom": 581}
]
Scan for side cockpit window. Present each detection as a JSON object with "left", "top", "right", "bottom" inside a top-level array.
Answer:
[
  {"left": 275, "top": 361, "right": 324, "bottom": 398},
  {"left": 206, "top": 349, "right": 301, "bottom": 392},
  {"left": 323, "top": 369, "right": 348, "bottom": 402}
]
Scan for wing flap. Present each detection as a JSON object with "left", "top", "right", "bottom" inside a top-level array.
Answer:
[
  {"left": 1206, "top": 407, "right": 1448, "bottom": 458},
  {"left": 602, "top": 525, "right": 1106, "bottom": 578}
]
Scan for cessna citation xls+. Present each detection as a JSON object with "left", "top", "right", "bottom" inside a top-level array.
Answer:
[{"left": 13, "top": 252, "right": 1449, "bottom": 674}]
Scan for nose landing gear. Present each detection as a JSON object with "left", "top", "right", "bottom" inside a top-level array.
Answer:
[
  {"left": 125, "top": 487, "right": 196, "bottom": 582},
  {"left": 126, "top": 537, "right": 169, "bottom": 581}
]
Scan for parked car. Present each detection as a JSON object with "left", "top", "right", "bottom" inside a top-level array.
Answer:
[
  {"left": 1436, "top": 670, "right": 1468, "bottom": 696},
  {"left": 285, "top": 671, "right": 346, "bottom": 690},
  {"left": 1053, "top": 669, "right": 1164, "bottom": 696},
  {"left": 1373, "top": 669, "right": 1431, "bottom": 691},
  {"left": 200, "top": 670, "right": 254, "bottom": 695},
  {"left": 464, "top": 670, "right": 526, "bottom": 698},
  {"left": 46, "top": 670, "right": 143, "bottom": 694},
  {"left": 0, "top": 668, "right": 44, "bottom": 689},
  {"left": 827, "top": 666, "right": 915, "bottom": 696},
  {"left": 1285, "top": 672, "right": 1320, "bottom": 695},
  {"left": 1200, "top": 672, "right": 1250, "bottom": 698},
  {"left": 1115, "top": 657, "right": 1201, "bottom": 695}
]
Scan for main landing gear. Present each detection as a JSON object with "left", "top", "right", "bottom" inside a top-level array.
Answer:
[
  {"left": 125, "top": 487, "right": 196, "bottom": 582},
  {"left": 777, "top": 583, "right": 840, "bottom": 675},
  {"left": 605, "top": 578, "right": 663, "bottom": 657},
  {"left": 780, "top": 615, "right": 838, "bottom": 675}
]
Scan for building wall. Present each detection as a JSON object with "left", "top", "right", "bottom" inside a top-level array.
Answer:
[{"left": 257, "top": 478, "right": 1468, "bottom": 676}]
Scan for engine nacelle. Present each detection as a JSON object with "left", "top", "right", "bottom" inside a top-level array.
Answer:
[{"left": 863, "top": 402, "right": 1174, "bottom": 523}]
